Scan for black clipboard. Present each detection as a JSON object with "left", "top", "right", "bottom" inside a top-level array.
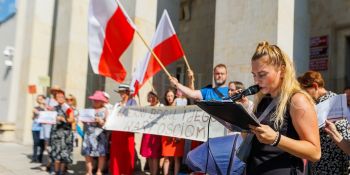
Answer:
[{"left": 195, "top": 100, "right": 260, "bottom": 131}]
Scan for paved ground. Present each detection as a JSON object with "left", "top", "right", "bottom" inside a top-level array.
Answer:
[
  {"left": 0, "top": 142, "right": 189, "bottom": 175},
  {"left": 0, "top": 142, "right": 85, "bottom": 175}
]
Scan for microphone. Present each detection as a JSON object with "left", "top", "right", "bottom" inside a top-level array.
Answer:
[{"left": 224, "top": 85, "right": 260, "bottom": 101}]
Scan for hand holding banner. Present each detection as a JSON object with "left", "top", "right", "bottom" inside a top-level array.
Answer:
[{"left": 37, "top": 111, "right": 57, "bottom": 124}]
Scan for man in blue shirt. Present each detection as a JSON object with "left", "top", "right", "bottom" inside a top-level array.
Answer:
[{"left": 169, "top": 64, "right": 229, "bottom": 101}]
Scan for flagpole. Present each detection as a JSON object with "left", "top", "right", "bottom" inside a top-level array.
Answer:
[
  {"left": 136, "top": 93, "right": 141, "bottom": 106},
  {"left": 183, "top": 55, "right": 191, "bottom": 71},
  {"left": 135, "top": 31, "right": 171, "bottom": 78},
  {"left": 114, "top": 0, "right": 171, "bottom": 78}
]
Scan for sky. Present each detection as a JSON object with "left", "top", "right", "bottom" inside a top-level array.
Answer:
[{"left": 0, "top": 0, "right": 16, "bottom": 23}]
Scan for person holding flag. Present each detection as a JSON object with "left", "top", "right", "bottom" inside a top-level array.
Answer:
[{"left": 169, "top": 64, "right": 229, "bottom": 101}]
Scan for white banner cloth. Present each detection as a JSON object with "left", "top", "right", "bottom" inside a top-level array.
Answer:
[{"left": 104, "top": 105, "right": 226, "bottom": 141}]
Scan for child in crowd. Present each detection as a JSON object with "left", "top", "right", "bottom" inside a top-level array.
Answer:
[{"left": 31, "top": 94, "right": 46, "bottom": 163}]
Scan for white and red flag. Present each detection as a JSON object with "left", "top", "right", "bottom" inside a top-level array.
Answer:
[
  {"left": 88, "top": 0, "right": 135, "bottom": 82},
  {"left": 130, "top": 10, "right": 185, "bottom": 94}
]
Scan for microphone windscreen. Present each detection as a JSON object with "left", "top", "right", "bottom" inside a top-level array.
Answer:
[{"left": 244, "top": 85, "right": 260, "bottom": 96}]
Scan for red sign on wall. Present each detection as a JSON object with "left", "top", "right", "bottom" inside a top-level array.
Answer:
[
  {"left": 309, "top": 35, "right": 328, "bottom": 71},
  {"left": 309, "top": 59, "right": 328, "bottom": 71},
  {"left": 28, "top": 85, "right": 37, "bottom": 94}
]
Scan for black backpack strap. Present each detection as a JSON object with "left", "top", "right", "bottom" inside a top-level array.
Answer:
[{"left": 213, "top": 87, "right": 225, "bottom": 99}]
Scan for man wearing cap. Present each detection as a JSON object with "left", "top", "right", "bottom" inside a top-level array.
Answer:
[{"left": 110, "top": 84, "right": 137, "bottom": 175}]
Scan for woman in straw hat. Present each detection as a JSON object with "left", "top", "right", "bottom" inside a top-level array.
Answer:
[{"left": 110, "top": 84, "right": 138, "bottom": 175}]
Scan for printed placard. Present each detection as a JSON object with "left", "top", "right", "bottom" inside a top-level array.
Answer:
[
  {"left": 79, "top": 109, "right": 96, "bottom": 122},
  {"left": 37, "top": 111, "right": 57, "bottom": 124},
  {"left": 316, "top": 94, "right": 350, "bottom": 127}
]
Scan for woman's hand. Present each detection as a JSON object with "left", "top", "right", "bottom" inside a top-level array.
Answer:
[
  {"left": 95, "top": 117, "right": 104, "bottom": 126},
  {"left": 187, "top": 69, "right": 195, "bottom": 81},
  {"left": 57, "top": 115, "right": 66, "bottom": 122},
  {"left": 249, "top": 124, "right": 278, "bottom": 145},
  {"left": 169, "top": 76, "right": 179, "bottom": 88},
  {"left": 324, "top": 120, "right": 343, "bottom": 143},
  {"left": 46, "top": 106, "right": 54, "bottom": 111},
  {"left": 33, "top": 109, "right": 39, "bottom": 115}
]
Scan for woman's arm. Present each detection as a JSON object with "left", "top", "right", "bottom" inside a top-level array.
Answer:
[
  {"left": 187, "top": 69, "right": 195, "bottom": 90},
  {"left": 250, "top": 93, "right": 321, "bottom": 162},
  {"left": 32, "top": 108, "right": 38, "bottom": 120},
  {"left": 65, "top": 109, "right": 75, "bottom": 124},
  {"left": 280, "top": 93, "right": 321, "bottom": 161},
  {"left": 169, "top": 76, "right": 203, "bottom": 100},
  {"left": 96, "top": 109, "right": 108, "bottom": 127},
  {"left": 324, "top": 120, "right": 350, "bottom": 155}
]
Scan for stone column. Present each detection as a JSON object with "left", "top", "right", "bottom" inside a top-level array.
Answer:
[
  {"left": 214, "top": 0, "right": 309, "bottom": 86},
  {"left": 50, "top": 0, "right": 89, "bottom": 109},
  {"left": 7, "top": 0, "right": 55, "bottom": 144}
]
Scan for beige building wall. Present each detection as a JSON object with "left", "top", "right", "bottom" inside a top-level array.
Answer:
[
  {"left": 0, "top": 16, "right": 15, "bottom": 123},
  {"left": 7, "top": 0, "right": 55, "bottom": 144},
  {"left": 214, "top": 0, "right": 309, "bottom": 87},
  {"left": 214, "top": 0, "right": 278, "bottom": 86},
  {"left": 310, "top": 0, "right": 350, "bottom": 92}
]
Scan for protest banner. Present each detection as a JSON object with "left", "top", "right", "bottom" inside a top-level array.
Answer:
[
  {"left": 316, "top": 94, "right": 350, "bottom": 127},
  {"left": 79, "top": 109, "right": 96, "bottom": 122},
  {"left": 104, "top": 105, "right": 227, "bottom": 141},
  {"left": 37, "top": 111, "right": 57, "bottom": 124}
]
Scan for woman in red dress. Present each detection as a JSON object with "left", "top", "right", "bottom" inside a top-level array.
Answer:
[
  {"left": 109, "top": 84, "right": 137, "bottom": 175},
  {"left": 140, "top": 91, "right": 163, "bottom": 175}
]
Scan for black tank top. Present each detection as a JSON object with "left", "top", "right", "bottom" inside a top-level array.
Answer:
[{"left": 246, "top": 96, "right": 304, "bottom": 175}]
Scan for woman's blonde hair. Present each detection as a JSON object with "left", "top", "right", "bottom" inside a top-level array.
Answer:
[
  {"left": 252, "top": 41, "right": 313, "bottom": 129},
  {"left": 67, "top": 94, "right": 77, "bottom": 108}
]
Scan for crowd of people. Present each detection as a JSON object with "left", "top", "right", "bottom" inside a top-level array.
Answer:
[{"left": 30, "top": 41, "right": 350, "bottom": 175}]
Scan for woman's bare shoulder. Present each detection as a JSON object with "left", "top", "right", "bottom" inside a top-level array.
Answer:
[{"left": 290, "top": 92, "right": 314, "bottom": 111}]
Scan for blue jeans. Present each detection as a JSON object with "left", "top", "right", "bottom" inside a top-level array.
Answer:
[{"left": 32, "top": 130, "right": 44, "bottom": 162}]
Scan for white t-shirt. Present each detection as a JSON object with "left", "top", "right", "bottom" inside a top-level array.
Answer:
[{"left": 175, "top": 98, "right": 187, "bottom": 106}]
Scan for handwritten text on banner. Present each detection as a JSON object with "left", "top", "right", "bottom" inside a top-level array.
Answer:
[{"left": 104, "top": 105, "right": 226, "bottom": 141}]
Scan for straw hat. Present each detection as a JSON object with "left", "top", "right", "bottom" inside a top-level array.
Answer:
[
  {"left": 114, "top": 84, "right": 130, "bottom": 93},
  {"left": 50, "top": 85, "right": 64, "bottom": 94}
]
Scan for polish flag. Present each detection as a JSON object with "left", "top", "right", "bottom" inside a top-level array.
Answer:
[
  {"left": 88, "top": 0, "right": 136, "bottom": 82},
  {"left": 130, "top": 10, "right": 185, "bottom": 94}
]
